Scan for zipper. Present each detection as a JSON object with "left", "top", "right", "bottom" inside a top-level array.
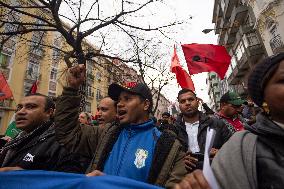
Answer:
[{"left": 116, "top": 128, "right": 133, "bottom": 175}]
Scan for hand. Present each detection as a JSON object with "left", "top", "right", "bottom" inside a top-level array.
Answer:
[
  {"left": 0, "top": 166, "right": 23, "bottom": 172},
  {"left": 67, "top": 64, "right": 86, "bottom": 89},
  {"left": 86, "top": 170, "right": 105, "bottom": 177},
  {"left": 1, "top": 136, "right": 12, "bottom": 142},
  {"left": 197, "top": 98, "right": 204, "bottom": 104},
  {"left": 184, "top": 151, "right": 198, "bottom": 172},
  {"left": 174, "top": 170, "right": 211, "bottom": 189},
  {"left": 210, "top": 148, "right": 218, "bottom": 157}
]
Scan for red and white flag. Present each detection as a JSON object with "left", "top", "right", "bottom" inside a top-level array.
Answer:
[
  {"left": 0, "top": 72, "right": 13, "bottom": 100},
  {"left": 171, "top": 46, "right": 195, "bottom": 91}
]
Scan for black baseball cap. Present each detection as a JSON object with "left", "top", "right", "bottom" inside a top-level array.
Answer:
[{"left": 108, "top": 82, "right": 153, "bottom": 103}]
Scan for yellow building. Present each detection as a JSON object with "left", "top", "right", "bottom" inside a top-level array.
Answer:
[{"left": 0, "top": 14, "right": 111, "bottom": 134}]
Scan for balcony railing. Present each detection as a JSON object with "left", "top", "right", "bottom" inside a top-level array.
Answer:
[{"left": 270, "top": 34, "right": 284, "bottom": 54}]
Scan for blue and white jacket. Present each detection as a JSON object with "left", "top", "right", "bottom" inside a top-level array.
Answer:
[{"left": 103, "top": 120, "right": 161, "bottom": 182}]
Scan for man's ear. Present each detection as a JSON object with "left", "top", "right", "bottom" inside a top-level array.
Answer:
[
  {"left": 46, "top": 108, "right": 55, "bottom": 119},
  {"left": 144, "top": 99, "right": 150, "bottom": 111}
]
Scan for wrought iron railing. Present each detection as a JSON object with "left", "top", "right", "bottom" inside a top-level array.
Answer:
[{"left": 270, "top": 34, "right": 284, "bottom": 54}]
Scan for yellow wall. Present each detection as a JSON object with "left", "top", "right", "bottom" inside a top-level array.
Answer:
[{"left": 0, "top": 6, "right": 111, "bottom": 134}]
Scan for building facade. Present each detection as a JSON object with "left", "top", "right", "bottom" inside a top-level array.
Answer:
[
  {"left": 0, "top": 0, "right": 115, "bottom": 133},
  {"left": 244, "top": 0, "right": 284, "bottom": 56},
  {"left": 207, "top": 72, "right": 221, "bottom": 111},
  {"left": 152, "top": 89, "right": 171, "bottom": 119},
  {"left": 209, "top": 0, "right": 267, "bottom": 106}
]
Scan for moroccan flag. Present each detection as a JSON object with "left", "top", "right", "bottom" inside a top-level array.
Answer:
[
  {"left": 29, "top": 80, "right": 39, "bottom": 94},
  {"left": 0, "top": 72, "right": 13, "bottom": 100},
  {"left": 181, "top": 44, "right": 231, "bottom": 79},
  {"left": 171, "top": 46, "right": 195, "bottom": 91},
  {"left": 5, "top": 114, "right": 21, "bottom": 139}
]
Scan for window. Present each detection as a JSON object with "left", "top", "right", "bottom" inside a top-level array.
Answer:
[
  {"left": 244, "top": 33, "right": 260, "bottom": 47},
  {"left": 86, "top": 85, "right": 94, "bottom": 97},
  {"left": 96, "top": 89, "right": 101, "bottom": 100},
  {"left": 26, "top": 60, "right": 40, "bottom": 80},
  {"left": 48, "top": 91, "right": 56, "bottom": 97},
  {"left": 49, "top": 81, "right": 56, "bottom": 91},
  {"left": 50, "top": 67, "right": 57, "bottom": 81},
  {"left": 53, "top": 32, "right": 62, "bottom": 47},
  {"left": 231, "top": 55, "right": 237, "bottom": 69},
  {"left": 52, "top": 48, "right": 60, "bottom": 60},
  {"left": 96, "top": 72, "right": 101, "bottom": 81},
  {"left": 235, "top": 42, "right": 245, "bottom": 61},
  {"left": 85, "top": 102, "right": 91, "bottom": 113},
  {"left": 0, "top": 52, "right": 11, "bottom": 68}
]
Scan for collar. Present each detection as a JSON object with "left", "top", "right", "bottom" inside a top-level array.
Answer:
[
  {"left": 273, "top": 120, "right": 284, "bottom": 130},
  {"left": 178, "top": 111, "right": 209, "bottom": 124},
  {"left": 217, "top": 112, "right": 239, "bottom": 120},
  {"left": 126, "top": 119, "right": 155, "bottom": 130}
]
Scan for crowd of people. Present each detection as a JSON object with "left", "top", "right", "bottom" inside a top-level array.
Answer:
[{"left": 0, "top": 52, "right": 283, "bottom": 189}]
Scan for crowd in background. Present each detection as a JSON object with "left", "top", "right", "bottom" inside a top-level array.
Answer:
[{"left": 0, "top": 53, "right": 283, "bottom": 189}]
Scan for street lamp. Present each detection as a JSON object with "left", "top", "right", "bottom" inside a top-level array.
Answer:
[
  {"left": 202, "top": 29, "right": 216, "bottom": 34},
  {"left": 202, "top": 21, "right": 243, "bottom": 34},
  {"left": 202, "top": 28, "right": 230, "bottom": 34}
]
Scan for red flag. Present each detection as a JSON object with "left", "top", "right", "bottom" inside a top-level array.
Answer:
[
  {"left": 171, "top": 46, "right": 195, "bottom": 91},
  {"left": 29, "top": 80, "right": 39, "bottom": 94},
  {"left": 0, "top": 72, "right": 13, "bottom": 100},
  {"left": 181, "top": 44, "right": 231, "bottom": 79}
]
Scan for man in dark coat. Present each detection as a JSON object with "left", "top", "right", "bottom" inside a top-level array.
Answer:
[
  {"left": 0, "top": 93, "right": 87, "bottom": 173},
  {"left": 174, "top": 89, "right": 232, "bottom": 172}
]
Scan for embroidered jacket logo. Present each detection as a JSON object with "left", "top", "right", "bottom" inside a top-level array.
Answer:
[
  {"left": 134, "top": 149, "right": 148, "bottom": 169},
  {"left": 23, "top": 153, "right": 34, "bottom": 162}
]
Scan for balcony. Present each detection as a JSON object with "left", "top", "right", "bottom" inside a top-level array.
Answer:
[
  {"left": 214, "top": 87, "right": 220, "bottom": 95},
  {"left": 246, "top": 44, "right": 264, "bottom": 59},
  {"left": 228, "top": 44, "right": 264, "bottom": 85},
  {"left": 224, "top": 32, "right": 236, "bottom": 45},
  {"left": 232, "top": 84, "right": 247, "bottom": 96},
  {"left": 240, "top": 24, "right": 254, "bottom": 34},
  {"left": 270, "top": 34, "right": 284, "bottom": 54},
  {"left": 212, "top": 80, "right": 218, "bottom": 87},
  {"left": 223, "top": 0, "right": 238, "bottom": 20},
  {"left": 229, "top": 5, "right": 248, "bottom": 34}
]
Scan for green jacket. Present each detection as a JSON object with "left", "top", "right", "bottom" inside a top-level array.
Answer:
[{"left": 54, "top": 88, "right": 187, "bottom": 188}]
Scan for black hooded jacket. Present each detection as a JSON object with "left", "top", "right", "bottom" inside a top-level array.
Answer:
[
  {"left": 0, "top": 121, "right": 88, "bottom": 173},
  {"left": 174, "top": 112, "right": 232, "bottom": 152}
]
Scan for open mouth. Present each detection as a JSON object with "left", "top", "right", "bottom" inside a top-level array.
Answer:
[
  {"left": 97, "top": 118, "right": 104, "bottom": 124},
  {"left": 117, "top": 110, "right": 127, "bottom": 120}
]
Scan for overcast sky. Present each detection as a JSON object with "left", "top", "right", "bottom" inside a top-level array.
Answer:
[
  {"left": 60, "top": 0, "right": 218, "bottom": 103},
  {"left": 161, "top": 0, "right": 218, "bottom": 102}
]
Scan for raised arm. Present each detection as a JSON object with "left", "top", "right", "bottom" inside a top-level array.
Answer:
[{"left": 54, "top": 65, "right": 101, "bottom": 158}]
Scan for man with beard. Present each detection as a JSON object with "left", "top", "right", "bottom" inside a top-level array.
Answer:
[
  {"left": 174, "top": 89, "right": 231, "bottom": 172},
  {"left": 96, "top": 97, "right": 117, "bottom": 127},
  {"left": 0, "top": 93, "right": 86, "bottom": 173},
  {"left": 54, "top": 65, "right": 187, "bottom": 188}
]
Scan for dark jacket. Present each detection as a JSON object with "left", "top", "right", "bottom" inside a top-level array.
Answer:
[
  {"left": 247, "top": 113, "right": 284, "bottom": 189},
  {"left": 212, "top": 113, "right": 284, "bottom": 189},
  {"left": 0, "top": 121, "right": 88, "bottom": 173},
  {"left": 54, "top": 87, "right": 187, "bottom": 188},
  {"left": 174, "top": 112, "right": 232, "bottom": 152}
]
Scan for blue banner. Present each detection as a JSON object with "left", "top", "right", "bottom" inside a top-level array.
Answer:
[{"left": 0, "top": 170, "right": 163, "bottom": 189}]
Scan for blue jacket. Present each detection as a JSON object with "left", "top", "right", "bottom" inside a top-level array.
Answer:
[{"left": 103, "top": 120, "right": 161, "bottom": 182}]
